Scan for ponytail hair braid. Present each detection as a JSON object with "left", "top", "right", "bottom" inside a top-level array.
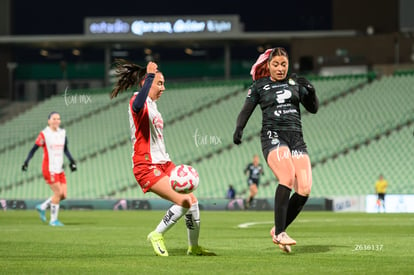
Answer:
[{"left": 110, "top": 59, "right": 147, "bottom": 99}]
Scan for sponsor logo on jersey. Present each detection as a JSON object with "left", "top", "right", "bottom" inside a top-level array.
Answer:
[
  {"left": 271, "top": 83, "right": 288, "bottom": 89},
  {"left": 152, "top": 115, "right": 164, "bottom": 130},
  {"left": 50, "top": 144, "right": 64, "bottom": 150},
  {"left": 275, "top": 89, "right": 292, "bottom": 103},
  {"left": 282, "top": 109, "right": 297, "bottom": 114}
]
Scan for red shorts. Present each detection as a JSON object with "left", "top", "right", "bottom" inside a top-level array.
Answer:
[
  {"left": 133, "top": 161, "right": 176, "bottom": 193},
  {"left": 43, "top": 171, "right": 67, "bottom": 185}
]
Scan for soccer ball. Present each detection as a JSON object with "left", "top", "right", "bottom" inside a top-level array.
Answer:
[{"left": 170, "top": 164, "right": 199, "bottom": 194}]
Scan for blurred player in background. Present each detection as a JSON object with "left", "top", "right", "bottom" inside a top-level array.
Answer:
[
  {"left": 0, "top": 199, "right": 6, "bottom": 211},
  {"left": 110, "top": 60, "right": 215, "bottom": 257},
  {"left": 22, "top": 112, "right": 77, "bottom": 226},
  {"left": 233, "top": 47, "right": 319, "bottom": 253},
  {"left": 244, "top": 154, "right": 264, "bottom": 208},
  {"left": 375, "top": 174, "right": 388, "bottom": 213}
]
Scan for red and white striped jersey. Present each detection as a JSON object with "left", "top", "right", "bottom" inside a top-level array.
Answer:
[
  {"left": 128, "top": 92, "right": 170, "bottom": 165},
  {"left": 35, "top": 126, "right": 66, "bottom": 173}
]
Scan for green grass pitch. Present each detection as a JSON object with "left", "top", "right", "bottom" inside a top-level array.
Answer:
[{"left": 1, "top": 210, "right": 413, "bottom": 274}]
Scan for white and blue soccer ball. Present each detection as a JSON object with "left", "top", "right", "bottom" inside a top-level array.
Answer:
[{"left": 170, "top": 164, "right": 199, "bottom": 194}]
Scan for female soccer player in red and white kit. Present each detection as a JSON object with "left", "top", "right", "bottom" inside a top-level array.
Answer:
[
  {"left": 22, "top": 112, "right": 77, "bottom": 226},
  {"left": 110, "top": 60, "right": 215, "bottom": 257}
]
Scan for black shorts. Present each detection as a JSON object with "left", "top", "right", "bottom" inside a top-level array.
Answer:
[
  {"left": 248, "top": 178, "right": 259, "bottom": 187},
  {"left": 261, "top": 130, "right": 308, "bottom": 161},
  {"left": 377, "top": 193, "right": 385, "bottom": 201}
]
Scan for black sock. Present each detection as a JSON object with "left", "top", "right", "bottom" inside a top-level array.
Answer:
[
  {"left": 285, "top": 193, "right": 308, "bottom": 229},
  {"left": 274, "top": 184, "right": 291, "bottom": 235}
]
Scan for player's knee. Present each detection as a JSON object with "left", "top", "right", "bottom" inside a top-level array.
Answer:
[
  {"left": 180, "top": 196, "right": 192, "bottom": 209},
  {"left": 298, "top": 185, "right": 312, "bottom": 196},
  {"left": 279, "top": 171, "right": 295, "bottom": 188},
  {"left": 189, "top": 193, "right": 198, "bottom": 205},
  {"left": 51, "top": 195, "right": 60, "bottom": 204}
]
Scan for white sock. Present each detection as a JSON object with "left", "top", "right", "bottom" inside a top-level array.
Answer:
[
  {"left": 185, "top": 202, "right": 200, "bottom": 247},
  {"left": 155, "top": 204, "right": 189, "bottom": 234},
  {"left": 50, "top": 203, "right": 60, "bottom": 222},
  {"left": 40, "top": 197, "right": 52, "bottom": 210}
]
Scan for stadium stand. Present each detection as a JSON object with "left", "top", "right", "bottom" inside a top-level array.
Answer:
[{"left": 1, "top": 74, "right": 412, "bottom": 200}]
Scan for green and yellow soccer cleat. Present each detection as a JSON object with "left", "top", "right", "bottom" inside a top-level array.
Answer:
[
  {"left": 187, "top": 246, "right": 217, "bottom": 256},
  {"left": 147, "top": 231, "right": 168, "bottom": 257}
]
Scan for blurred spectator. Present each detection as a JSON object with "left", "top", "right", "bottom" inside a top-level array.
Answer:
[
  {"left": 113, "top": 199, "right": 128, "bottom": 210},
  {"left": 226, "top": 185, "right": 236, "bottom": 200}
]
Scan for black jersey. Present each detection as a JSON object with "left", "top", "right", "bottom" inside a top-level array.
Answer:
[
  {"left": 234, "top": 74, "right": 318, "bottom": 149},
  {"left": 244, "top": 163, "right": 264, "bottom": 184},
  {"left": 246, "top": 76, "right": 303, "bottom": 133}
]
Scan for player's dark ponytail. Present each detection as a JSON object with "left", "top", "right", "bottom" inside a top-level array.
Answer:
[{"left": 110, "top": 59, "right": 147, "bottom": 99}]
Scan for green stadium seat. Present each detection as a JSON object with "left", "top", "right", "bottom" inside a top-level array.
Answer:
[{"left": 1, "top": 75, "right": 412, "bottom": 200}]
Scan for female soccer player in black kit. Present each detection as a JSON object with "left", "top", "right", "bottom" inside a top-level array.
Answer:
[
  {"left": 244, "top": 154, "right": 264, "bottom": 208},
  {"left": 233, "top": 47, "right": 319, "bottom": 253}
]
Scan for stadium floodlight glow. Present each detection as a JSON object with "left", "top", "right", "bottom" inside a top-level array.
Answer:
[
  {"left": 85, "top": 15, "right": 241, "bottom": 37},
  {"left": 89, "top": 19, "right": 130, "bottom": 34},
  {"left": 131, "top": 20, "right": 173, "bottom": 36},
  {"left": 72, "top": 49, "right": 81, "bottom": 56},
  {"left": 206, "top": 20, "right": 232, "bottom": 33},
  {"left": 40, "top": 49, "right": 48, "bottom": 57},
  {"left": 173, "top": 19, "right": 205, "bottom": 33}
]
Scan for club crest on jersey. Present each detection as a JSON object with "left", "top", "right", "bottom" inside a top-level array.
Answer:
[
  {"left": 246, "top": 89, "right": 252, "bottom": 97},
  {"left": 288, "top": 78, "right": 296, "bottom": 85},
  {"left": 153, "top": 168, "right": 161, "bottom": 177}
]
